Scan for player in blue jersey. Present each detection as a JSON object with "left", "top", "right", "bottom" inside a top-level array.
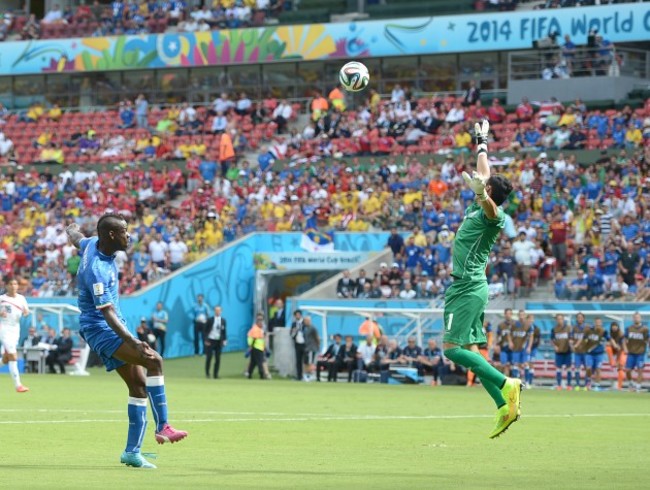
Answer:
[{"left": 67, "top": 215, "right": 187, "bottom": 469}]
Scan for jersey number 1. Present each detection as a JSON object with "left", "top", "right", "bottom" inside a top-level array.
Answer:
[{"left": 446, "top": 313, "right": 454, "bottom": 331}]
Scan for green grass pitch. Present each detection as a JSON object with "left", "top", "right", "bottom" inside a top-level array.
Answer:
[{"left": 1, "top": 354, "right": 648, "bottom": 490}]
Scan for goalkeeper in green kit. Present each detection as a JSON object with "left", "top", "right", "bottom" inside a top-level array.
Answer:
[{"left": 442, "top": 120, "right": 522, "bottom": 439}]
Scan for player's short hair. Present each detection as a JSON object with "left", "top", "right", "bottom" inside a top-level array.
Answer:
[
  {"left": 97, "top": 213, "right": 126, "bottom": 238},
  {"left": 487, "top": 175, "right": 514, "bottom": 206}
]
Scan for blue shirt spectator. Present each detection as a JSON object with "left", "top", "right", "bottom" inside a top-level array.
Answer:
[
  {"left": 386, "top": 229, "right": 404, "bottom": 256},
  {"left": 586, "top": 269, "right": 605, "bottom": 299},
  {"left": 199, "top": 160, "right": 217, "bottom": 182},
  {"left": 554, "top": 274, "right": 570, "bottom": 299},
  {"left": 404, "top": 240, "right": 423, "bottom": 269}
]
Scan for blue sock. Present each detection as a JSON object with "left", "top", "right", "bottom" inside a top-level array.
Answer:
[
  {"left": 126, "top": 397, "right": 147, "bottom": 453},
  {"left": 575, "top": 372, "right": 581, "bottom": 387},
  {"left": 146, "top": 376, "right": 168, "bottom": 432},
  {"left": 586, "top": 376, "right": 591, "bottom": 386},
  {"left": 567, "top": 370, "right": 572, "bottom": 386},
  {"left": 556, "top": 370, "right": 562, "bottom": 387},
  {"left": 525, "top": 367, "right": 531, "bottom": 384},
  {"left": 511, "top": 367, "right": 519, "bottom": 379}
]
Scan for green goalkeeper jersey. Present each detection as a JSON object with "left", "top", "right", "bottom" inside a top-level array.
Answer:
[{"left": 451, "top": 202, "right": 506, "bottom": 282}]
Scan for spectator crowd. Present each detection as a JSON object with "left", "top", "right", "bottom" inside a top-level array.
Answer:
[
  {"left": 0, "top": 1, "right": 289, "bottom": 41},
  {"left": 0, "top": 77, "right": 649, "bottom": 302}
]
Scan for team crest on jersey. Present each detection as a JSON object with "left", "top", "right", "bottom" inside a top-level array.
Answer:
[{"left": 93, "top": 283, "right": 104, "bottom": 296}]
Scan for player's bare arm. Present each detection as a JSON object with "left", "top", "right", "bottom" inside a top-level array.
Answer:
[{"left": 66, "top": 223, "right": 85, "bottom": 249}]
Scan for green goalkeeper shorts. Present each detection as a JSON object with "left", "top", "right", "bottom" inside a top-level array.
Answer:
[{"left": 442, "top": 279, "right": 488, "bottom": 346}]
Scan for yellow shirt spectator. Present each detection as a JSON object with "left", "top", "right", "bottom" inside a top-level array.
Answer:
[
  {"left": 26, "top": 104, "right": 44, "bottom": 121},
  {"left": 275, "top": 220, "right": 292, "bottom": 232},
  {"left": 36, "top": 132, "right": 52, "bottom": 147},
  {"left": 403, "top": 190, "right": 423, "bottom": 206},
  {"left": 557, "top": 113, "right": 576, "bottom": 127},
  {"left": 625, "top": 127, "right": 642, "bottom": 146},
  {"left": 260, "top": 201, "right": 275, "bottom": 220},
  {"left": 348, "top": 218, "right": 369, "bottom": 232},
  {"left": 455, "top": 131, "right": 472, "bottom": 148},
  {"left": 177, "top": 143, "right": 192, "bottom": 159},
  {"left": 339, "top": 193, "right": 358, "bottom": 213},
  {"left": 411, "top": 231, "right": 428, "bottom": 248},
  {"left": 190, "top": 142, "right": 206, "bottom": 156},
  {"left": 273, "top": 203, "right": 290, "bottom": 219},
  {"left": 362, "top": 195, "right": 381, "bottom": 215},
  {"left": 48, "top": 106, "right": 62, "bottom": 121}
]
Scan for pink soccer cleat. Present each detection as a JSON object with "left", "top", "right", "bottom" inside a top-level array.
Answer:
[
  {"left": 155, "top": 424, "right": 188, "bottom": 445},
  {"left": 16, "top": 385, "right": 30, "bottom": 393}
]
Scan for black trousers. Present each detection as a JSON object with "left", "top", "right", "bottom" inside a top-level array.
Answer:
[
  {"left": 205, "top": 339, "right": 223, "bottom": 378},
  {"left": 294, "top": 343, "right": 305, "bottom": 380},
  {"left": 46, "top": 353, "right": 70, "bottom": 374},
  {"left": 248, "top": 349, "right": 265, "bottom": 379},
  {"left": 327, "top": 359, "right": 355, "bottom": 382},
  {"left": 194, "top": 321, "right": 207, "bottom": 355},
  {"left": 153, "top": 328, "right": 166, "bottom": 357}
]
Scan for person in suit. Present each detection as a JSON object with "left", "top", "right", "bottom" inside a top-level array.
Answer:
[
  {"left": 335, "top": 335, "right": 358, "bottom": 383},
  {"left": 336, "top": 270, "right": 357, "bottom": 298},
  {"left": 204, "top": 306, "right": 227, "bottom": 379},
  {"left": 46, "top": 328, "right": 73, "bottom": 374},
  {"left": 316, "top": 334, "right": 342, "bottom": 382},
  {"left": 290, "top": 310, "right": 305, "bottom": 381},
  {"left": 462, "top": 80, "right": 481, "bottom": 106},
  {"left": 267, "top": 298, "right": 285, "bottom": 354}
]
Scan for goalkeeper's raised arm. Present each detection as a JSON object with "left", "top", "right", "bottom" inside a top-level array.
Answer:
[
  {"left": 461, "top": 120, "right": 513, "bottom": 220},
  {"left": 474, "top": 119, "right": 491, "bottom": 181}
]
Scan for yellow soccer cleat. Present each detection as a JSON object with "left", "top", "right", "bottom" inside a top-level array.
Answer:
[
  {"left": 488, "top": 405, "right": 519, "bottom": 439},
  {"left": 501, "top": 378, "right": 523, "bottom": 419}
]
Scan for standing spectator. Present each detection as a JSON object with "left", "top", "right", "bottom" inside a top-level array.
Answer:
[
  {"left": 336, "top": 270, "right": 356, "bottom": 298},
  {"left": 246, "top": 313, "right": 266, "bottom": 379},
  {"left": 267, "top": 298, "right": 285, "bottom": 354},
  {"left": 191, "top": 294, "right": 210, "bottom": 356},
  {"left": 386, "top": 227, "right": 404, "bottom": 256},
  {"left": 549, "top": 214, "right": 569, "bottom": 273},
  {"left": 303, "top": 316, "right": 320, "bottom": 382},
  {"left": 204, "top": 306, "right": 227, "bottom": 379},
  {"left": 149, "top": 233, "right": 168, "bottom": 268},
  {"left": 462, "top": 80, "right": 480, "bottom": 106},
  {"left": 151, "top": 301, "right": 169, "bottom": 356},
  {"left": 168, "top": 234, "right": 188, "bottom": 271},
  {"left": 272, "top": 100, "right": 293, "bottom": 134},
  {"left": 512, "top": 232, "right": 535, "bottom": 294},
  {"left": 46, "top": 328, "right": 73, "bottom": 374},
  {"left": 619, "top": 242, "right": 640, "bottom": 287},
  {"left": 290, "top": 310, "right": 306, "bottom": 381},
  {"left": 135, "top": 94, "right": 150, "bottom": 130}
]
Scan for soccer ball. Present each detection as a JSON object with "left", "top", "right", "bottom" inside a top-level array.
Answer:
[{"left": 339, "top": 61, "right": 370, "bottom": 92}]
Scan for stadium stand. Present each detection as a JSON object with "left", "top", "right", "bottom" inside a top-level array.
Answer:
[{"left": 0, "top": 87, "right": 649, "bottom": 301}]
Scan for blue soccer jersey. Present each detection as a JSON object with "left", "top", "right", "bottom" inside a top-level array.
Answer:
[{"left": 77, "top": 237, "right": 124, "bottom": 326}]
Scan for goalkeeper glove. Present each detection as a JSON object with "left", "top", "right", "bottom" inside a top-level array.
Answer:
[
  {"left": 475, "top": 120, "right": 489, "bottom": 154},
  {"left": 462, "top": 170, "right": 488, "bottom": 202}
]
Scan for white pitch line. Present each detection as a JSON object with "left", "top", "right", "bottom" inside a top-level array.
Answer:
[{"left": 0, "top": 413, "right": 648, "bottom": 425}]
